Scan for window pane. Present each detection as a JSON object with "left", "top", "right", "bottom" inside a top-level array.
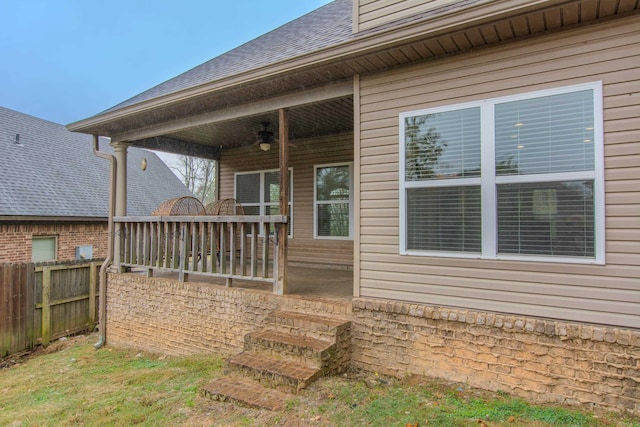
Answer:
[
  {"left": 495, "top": 90, "right": 595, "bottom": 175},
  {"left": 32, "top": 237, "right": 56, "bottom": 262},
  {"left": 264, "top": 172, "right": 280, "bottom": 203},
  {"left": 317, "top": 203, "right": 349, "bottom": 237},
  {"left": 407, "top": 186, "right": 481, "bottom": 252},
  {"left": 497, "top": 181, "right": 594, "bottom": 257},
  {"left": 405, "top": 107, "right": 481, "bottom": 181},
  {"left": 264, "top": 171, "right": 292, "bottom": 202},
  {"left": 236, "top": 173, "right": 260, "bottom": 203},
  {"left": 243, "top": 205, "right": 260, "bottom": 216},
  {"left": 317, "top": 166, "right": 350, "bottom": 201}
]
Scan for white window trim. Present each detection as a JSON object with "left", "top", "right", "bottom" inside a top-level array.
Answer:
[
  {"left": 313, "top": 162, "right": 354, "bottom": 240},
  {"left": 234, "top": 168, "right": 294, "bottom": 238},
  {"left": 399, "top": 81, "right": 605, "bottom": 265}
]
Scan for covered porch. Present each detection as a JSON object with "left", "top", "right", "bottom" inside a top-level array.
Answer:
[{"left": 103, "top": 79, "right": 356, "bottom": 298}]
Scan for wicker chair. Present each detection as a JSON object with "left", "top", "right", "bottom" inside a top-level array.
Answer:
[
  {"left": 152, "top": 196, "right": 205, "bottom": 216},
  {"left": 205, "top": 198, "right": 244, "bottom": 216}
]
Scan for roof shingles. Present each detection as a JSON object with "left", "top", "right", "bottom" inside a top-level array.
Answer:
[
  {"left": 0, "top": 106, "right": 191, "bottom": 218},
  {"left": 105, "top": 0, "right": 353, "bottom": 113}
]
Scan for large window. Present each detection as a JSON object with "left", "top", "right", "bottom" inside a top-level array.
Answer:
[
  {"left": 314, "top": 163, "right": 353, "bottom": 239},
  {"left": 235, "top": 169, "right": 293, "bottom": 236},
  {"left": 32, "top": 236, "right": 57, "bottom": 262},
  {"left": 400, "top": 82, "right": 604, "bottom": 263}
]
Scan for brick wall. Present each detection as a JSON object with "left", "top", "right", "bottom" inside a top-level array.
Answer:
[
  {"left": 102, "top": 273, "right": 639, "bottom": 414},
  {"left": 351, "top": 298, "right": 639, "bottom": 414},
  {"left": 0, "top": 222, "right": 108, "bottom": 263},
  {"left": 105, "top": 273, "right": 351, "bottom": 357}
]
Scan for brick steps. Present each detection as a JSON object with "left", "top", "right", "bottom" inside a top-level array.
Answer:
[
  {"left": 202, "top": 309, "right": 352, "bottom": 410},
  {"left": 268, "top": 310, "right": 350, "bottom": 341},
  {"left": 202, "top": 376, "right": 294, "bottom": 411},
  {"left": 227, "top": 351, "right": 321, "bottom": 391},
  {"left": 245, "top": 329, "right": 335, "bottom": 368}
]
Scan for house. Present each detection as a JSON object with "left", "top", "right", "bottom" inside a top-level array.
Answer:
[
  {"left": 67, "top": 0, "right": 639, "bottom": 413},
  {"left": 0, "top": 106, "right": 191, "bottom": 263}
]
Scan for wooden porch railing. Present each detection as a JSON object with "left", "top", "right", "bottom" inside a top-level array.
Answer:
[{"left": 113, "top": 216, "right": 288, "bottom": 291}]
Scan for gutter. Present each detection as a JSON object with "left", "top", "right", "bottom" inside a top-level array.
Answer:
[{"left": 92, "top": 135, "right": 116, "bottom": 349}]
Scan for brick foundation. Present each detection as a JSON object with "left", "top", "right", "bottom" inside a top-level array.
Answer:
[
  {"left": 103, "top": 274, "right": 639, "bottom": 414},
  {"left": 351, "top": 297, "right": 639, "bottom": 414},
  {"left": 0, "top": 222, "right": 108, "bottom": 263},
  {"left": 105, "top": 273, "right": 351, "bottom": 357}
]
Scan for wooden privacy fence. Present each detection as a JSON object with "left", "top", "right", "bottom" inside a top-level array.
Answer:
[{"left": 0, "top": 261, "right": 101, "bottom": 358}]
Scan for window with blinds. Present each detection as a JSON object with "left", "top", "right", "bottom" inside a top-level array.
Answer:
[
  {"left": 400, "top": 82, "right": 604, "bottom": 263},
  {"left": 314, "top": 163, "right": 353, "bottom": 239},
  {"left": 235, "top": 169, "right": 293, "bottom": 236}
]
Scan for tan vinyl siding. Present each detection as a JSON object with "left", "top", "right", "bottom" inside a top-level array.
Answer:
[
  {"left": 358, "top": 16, "right": 640, "bottom": 328},
  {"left": 219, "top": 133, "right": 354, "bottom": 267},
  {"left": 356, "top": 0, "right": 462, "bottom": 32}
]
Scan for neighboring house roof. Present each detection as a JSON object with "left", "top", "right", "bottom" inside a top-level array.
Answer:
[
  {"left": 106, "top": 0, "right": 353, "bottom": 113},
  {"left": 0, "top": 106, "right": 191, "bottom": 219}
]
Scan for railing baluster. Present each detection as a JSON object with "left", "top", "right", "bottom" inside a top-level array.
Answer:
[
  {"left": 172, "top": 222, "right": 180, "bottom": 269},
  {"left": 142, "top": 222, "right": 149, "bottom": 267},
  {"left": 155, "top": 221, "right": 162, "bottom": 268},
  {"left": 122, "top": 223, "right": 129, "bottom": 264},
  {"left": 178, "top": 223, "right": 186, "bottom": 282},
  {"left": 251, "top": 222, "right": 258, "bottom": 278},
  {"left": 149, "top": 221, "right": 156, "bottom": 267},
  {"left": 239, "top": 222, "right": 246, "bottom": 276},
  {"left": 209, "top": 222, "right": 216, "bottom": 273},
  {"left": 219, "top": 222, "right": 227, "bottom": 275},
  {"left": 262, "top": 222, "right": 269, "bottom": 279},
  {"left": 129, "top": 222, "right": 135, "bottom": 265},
  {"left": 199, "top": 222, "right": 207, "bottom": 273},
  {"left": 190, "top": 221, "right": 197, "bottom": 272},
  {"left": 229, "top": 222, "right": 236, "bottom": 276}
]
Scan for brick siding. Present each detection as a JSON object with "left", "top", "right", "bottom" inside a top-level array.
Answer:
[
  {"left": 103, "top": 273, "right": 639, "bottom": 414},
  {"left": 105, "top": 273, "right": 351, "bottom": 357},
  {"left": 0, "top": 222, "right": 108, "bottom": 263},
  {"left": 351, "top": 297, "right": 639, "bottom": 414}
]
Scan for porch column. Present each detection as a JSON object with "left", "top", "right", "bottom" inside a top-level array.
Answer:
[
  {"left": 111, "top": 141, "right": 128, "bottom": 271},
  {"left": 275, "top": 108, "right": 289, "bottom": 295}
]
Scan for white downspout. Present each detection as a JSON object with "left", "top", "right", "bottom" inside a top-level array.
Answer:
[{"left": 92, "top": 135, "right": 116, "bottom": 349}]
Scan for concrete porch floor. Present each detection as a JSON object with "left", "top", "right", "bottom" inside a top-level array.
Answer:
[{"left": 134, "top": 264, "right": 353, "bottom": 301}]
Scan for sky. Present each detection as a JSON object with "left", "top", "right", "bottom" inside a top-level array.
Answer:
[{"left": 0, "top": 0, "right": 332, "bottom": 135}]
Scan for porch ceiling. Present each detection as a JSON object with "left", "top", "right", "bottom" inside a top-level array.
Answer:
[
  {"left": 70, "top": 0, "right": 638, "bottom": 158},
  {"left": 128, "top": 95, "right": 354, "bottom": 159},
  {"left": 166, "top": 95, "right": 354, "bottom": 149}
]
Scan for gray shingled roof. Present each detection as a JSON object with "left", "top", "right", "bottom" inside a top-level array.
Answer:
[
  {"left": 0, "top": 106, "right": 192, "bottom": 218},
  {"left": 105, "top": 0, "right": 353, "bottom": 113}
]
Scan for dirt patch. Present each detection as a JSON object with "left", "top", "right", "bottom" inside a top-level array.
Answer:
[{"left": 0, "top": 333, "right": 97, "bottom": 369}]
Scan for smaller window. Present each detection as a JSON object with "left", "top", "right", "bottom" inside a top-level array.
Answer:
[
  {"left": 314, "top": 163, "right": 353, "bottom": 239},
  {"left": 32, "top": 236, "right": 57, "bottom": 262}
]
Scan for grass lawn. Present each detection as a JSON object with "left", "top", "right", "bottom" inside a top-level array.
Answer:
[{"left": 0, "top": 333, "right": 638, "bottom": 426}]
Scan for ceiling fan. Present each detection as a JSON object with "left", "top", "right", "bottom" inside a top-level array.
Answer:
[
  {"left": 255, "top": 121, "right": 274, "bottom": 151},
  {"left": 249, "top": 121, "right": 296, "bottom": 151}
]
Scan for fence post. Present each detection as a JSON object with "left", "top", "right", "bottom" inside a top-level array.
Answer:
[
  {"left": 1, "top": 264, "right": 10, "bottom": 356},
  {"left": 89, "top": 262, "right": 97, "bottom": 328},
  {"left": 41, "top": 266, "right": 51, "bottom": 347}
]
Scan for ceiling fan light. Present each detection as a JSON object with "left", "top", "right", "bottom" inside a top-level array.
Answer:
[{"left": 259, "top": 142, "right": 271, "bottom": 151}]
